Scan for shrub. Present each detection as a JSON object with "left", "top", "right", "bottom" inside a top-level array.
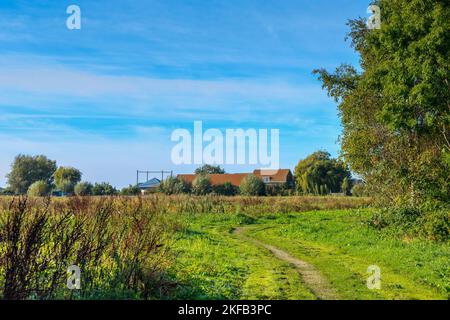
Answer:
[
  {"left": 239, "top": 175, "right": 265, "bottom": 196},
  {"left": 174, "top": 179, "right": 191, "bottom": 194},
  {"left": 159, "top": 177, "right": 191, "bottom": 195},
  {"left": 120, "top": 185, "right": 141, "bottom": 196},
  {"left": 265, "top": 184, "right": 292, "bottom": 196},
  {"left": 213, "top": 182, "right": 238, "bottom": 196},
  {"left": 192, "top": 175, "right": 212, "bottom": 195},
  {"left": 368, "top": 202, "right": 449, "bottom": 242},
  {"left": 27, "top": 180, "right": 49, "bottom": 197},
  {"left": 92, "top": 183, "right": 117, "bottom": 196},
  {"left": 420, "top": 210, "right": 449, "bottom": 242},
  {"left": 74, "top": 182, "right": 93, "bottom": 196}
]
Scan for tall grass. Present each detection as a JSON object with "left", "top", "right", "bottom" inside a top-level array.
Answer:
[
  {"left": 0, "top": 194, "right": 371, "bottom": 299},
  {"left": 0, "top": 196, "right": 175, "bottom": 299}
]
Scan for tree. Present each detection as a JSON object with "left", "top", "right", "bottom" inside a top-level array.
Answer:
[
  {"left": 195, "top": 165, "right": 225, "bottom": 175},
  {"left": 192, "top": 174, "right": 212, "bottom": 195},
  {"left": 27, "top": 180, "right": 50, "bottom": 197},
  {"left": 294, "top": 151, "right": 351, "bottom": 195},
  {"left": 92, "top": 182, "right": 117, "bottom": 196},
  {"left": 159, "top": 177, "right": 191, "bottom": 195},
  {"left": 6, "top": 155, "right": 57, "bottom": 194},
  {"left": 54, "top": 167, "right": 82, "bottom": 195},
  {"left": 239, "top": 174, "right": 265, "bottom": 196},
  {"left": 120, "top": 185, "right": 140, "bottom": 196},
  {"left": 313, "top": 0, "right": 450, "bottom": 204},
  {"left": 74, "top": 182, "right": 93, "bottom": 196},
  {"left": 213, "top": 182, "right": 238, "bottom": 196}
]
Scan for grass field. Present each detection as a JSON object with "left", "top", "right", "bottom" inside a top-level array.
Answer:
[
  {"left": 0, "top": 195, "right": 448, "bottom": 300},
  {"left": 169, "top": 207, "right": 449, "bottom": 300}
]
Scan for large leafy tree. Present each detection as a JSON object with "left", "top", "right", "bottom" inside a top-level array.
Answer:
[
  {"left": 295, "top": 151, "right": 351, "bottom": 195},
  {"left": 314, "top": 0, "right": 449, "bottom": 204},
  {"left": 6, "top": 155, "right": 57, "bottom": 194},
  {"left": 54, "top": 167, "right": 82, "bottom": 194}
]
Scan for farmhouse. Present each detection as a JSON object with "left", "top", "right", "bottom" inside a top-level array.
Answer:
[
  {"left": 137, "top": 177, "right": 161, "bottom": 194},
  {"left": 178, "top": 169, "right": 294, "bottom": 187}
]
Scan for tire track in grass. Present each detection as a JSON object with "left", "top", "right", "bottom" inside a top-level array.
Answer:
[{"left": 233, "top": 227, "right": 339, "bottom": 300}]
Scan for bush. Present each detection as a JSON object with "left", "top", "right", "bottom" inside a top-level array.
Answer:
[
  {"left": 192, "top": 175, "right": 212, "bottom": 195},
  {"left": 420, "top": 210, "right": 449, "bottom": 242},
  {"left": 213, "top": 182, "right": 238, "bottom": 196},
  {"left": 239, "top": 175, "right": 265, "bottom": 196},
  {"left": 120, "top": 185, "right": 141, "bottom": 196},
  {"left": 74, "top": 182, "right": 93, "bottom": 196},
  {"left": 265, "top": 184, "right": 292, "bottom": 196},
  {"left": 159, "top": 177, "right": 191, "bottom": 195},
  {"left": 368, "top": 202, "right": 449, "bottom": 242},
  {"left": 92, "top": 183, "right": 117, "bottom": 196},
  {"left": 27, "top": 180, "right": 49, "bottom": 197}
]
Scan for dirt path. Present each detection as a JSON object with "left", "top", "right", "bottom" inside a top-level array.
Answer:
[{"left": 233, "top": 226, "right": 338, "bottom": 300}]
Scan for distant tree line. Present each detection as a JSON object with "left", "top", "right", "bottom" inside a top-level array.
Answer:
[
  {"left": 0, "top": 154, "right": 361, "bottom": 197},
  {"left": 0, "top": 154, "right": 123, "bottom": 196}
]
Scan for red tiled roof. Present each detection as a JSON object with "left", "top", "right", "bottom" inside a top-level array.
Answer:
[
  {"left": 177, "top": 173, "right": 249, "bottom": 187},
  {"left": 177, "top": 169, "right": 292, "bottom": 186}
]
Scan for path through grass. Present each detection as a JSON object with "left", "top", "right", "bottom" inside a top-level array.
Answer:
[{"left": 170, "top": 209, "right": 449, "bottom": 300}]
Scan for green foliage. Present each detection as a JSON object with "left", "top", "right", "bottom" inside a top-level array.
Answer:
[
  {"left": 74, "top": 182, "right": 93, "bottom": 196},
  {"left": 192, "top": 174, "right": 212, "bottom": 195},
  {"left": 159, "top": 177, "right": 191, "bottom": 195},
  {"left": 265, "top": 184, "right": 293, "bottom": 196},
  {"left": 368, "top": 201, "right": 449, "bottom": 242},
  {"left": 294, "top": 151, "right": 351, "bottom": 195},
  {"left": 213, "top": 182, "right": 238, "bottom": 196},
  {"left": 313, "top": 0, "right": 450, "bottom": 204},
  {"left": 27, "top": 180, "right": 50, "bottom": 197},
  {"left": 421, "top": 210, "right": 450, "bottom": 242},
  {"left": 194, "top": 164, "right": 225, "bottom": 175},
  {"left": 0, "top": 187, "right": 13, "bottom": 196},
  {"left": 351, "top": 183, "right": 368, "bottom": 197},
  {"left": 239, "top": 174, "right": 265, "bottom": 196},
  {"left": 92, "top": 182, "right": 117, "bottom": 196},
  {"left": 120, "top": 184, "right": 140, "bottom": 196},
  {"left": 6, "top": 155, "right": 57, "bottom": 194},
  {"left": 54, "top": 167, "right": 82, "bottom": 195}
]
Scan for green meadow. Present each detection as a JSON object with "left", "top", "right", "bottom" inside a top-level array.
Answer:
[{"left": 169, "top": 205, "right": 449, "bottom": 300}]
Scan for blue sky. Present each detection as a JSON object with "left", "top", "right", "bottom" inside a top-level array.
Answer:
[{"left": 0, "top": 0, "right": 370, "bottom": 188}]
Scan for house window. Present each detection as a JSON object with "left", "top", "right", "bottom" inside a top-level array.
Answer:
[{"left": 263, "top": 176, "right": 270, "bottom": 183}]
